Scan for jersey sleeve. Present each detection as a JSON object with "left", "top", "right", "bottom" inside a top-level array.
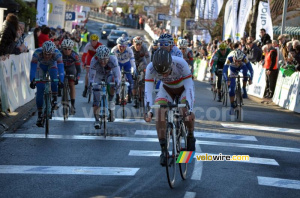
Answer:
[
  {"left": 128, "top": 47, "right": 136, "bottom": 73},
  {"left": 110, "top": 56, "right": 121, "bottom": 85},
  {"left": 144, "top": 62, "right": 155, "bottom": 107},
  {"left": 89, "top": 57, "right": 97, "bottom": 84}
]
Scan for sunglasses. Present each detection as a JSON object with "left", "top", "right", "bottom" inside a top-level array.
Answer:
[
  {"left": 99, "top": 58, "right": 109, "bottom": 62},
  {"left": 159, "top": 42, "right": 171, "bottom": 47},
  {"left": 118, "top": 45, "right": 127, "bottom": 48},
  {"left": 63, "top": 48, "right": 72, "bottom": 51},
  {"left": 179, "top": 48, "right": 186, "bottom": 50}
]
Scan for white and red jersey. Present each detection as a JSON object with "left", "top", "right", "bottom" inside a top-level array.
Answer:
[{"left": 81, "top": 42, "right": 102, "bottom": 66}]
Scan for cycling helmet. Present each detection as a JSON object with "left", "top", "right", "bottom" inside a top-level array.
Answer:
[
  {"left": 90, "top": 34, "right": 99, "bottom": 41},
  {"left": 233, "top": 49, "right": 244, "bottom": 61},
  {"left": 95, "top": 45, "right": 110, "bottom": 59},
  {"left": 61, "top": 39, "right": 74, "bottom": 48},
  {"left": 117, "top": 37, "right": 128, "bottom": 45},
  {"left": 158, "top": 33, "right": 173, "bottom": 44},
  {"left": 177, "top": 39, "right": 188, "bottom": 47},
  {"left": 133, "top": 36, "right": 143, "bottom": 44},
  {"left": 152, "top": 48, "right": 172, "bottom": 74},
  {"left": 219, "top": 42, "right": 227, "bottom": 50},
  {"left": 152, "top": 40, "right": 158, "bottom": 46},
  {"left": 42, "top": 41, "right": 56, "bottom": 53}
]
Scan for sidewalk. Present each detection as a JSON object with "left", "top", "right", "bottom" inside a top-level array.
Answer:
[{"left": 0, "top": 99, "right": 36, "bottom": 135}]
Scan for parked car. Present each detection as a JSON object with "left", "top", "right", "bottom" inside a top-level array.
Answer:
[
  {"left": 107, "top": 30, "right": 129, "bottom": 47},
  {"left": 100, "top": 24, "right": 117, "bottom": 39}
]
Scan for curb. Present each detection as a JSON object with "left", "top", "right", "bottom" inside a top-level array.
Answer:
[{"left": 0, "top": 99, "right": 37, "bottom": 135}]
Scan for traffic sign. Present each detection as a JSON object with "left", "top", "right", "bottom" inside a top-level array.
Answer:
[
  {"left": 143, "top": 6, "right": 155, "bottom": 12},
  {"left": 65, "top": 12, "right": 75, "bottom": 21}
]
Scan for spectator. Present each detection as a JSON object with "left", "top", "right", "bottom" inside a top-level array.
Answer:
[
  {"left": 272, "top": 40, "right": 283, "bottom": 66},
  {"left": 225, "top": 38, "right": 232, "bottom": 46},
  {"left": 246, "top": 40, "right": 262, "bottom": 63},
  {"left": 201, "top": 39, "right": 206, "bottom": 48},
  {"left": 0, "top": 13, "right": 19, "bottom": 60},
  {"left": 38, "top": 26, "right": 51, "bottom": 47},
  {"left": 295, "top": 45, "right": 300, "bottom": 71},
  {"left": 292, "top": 40, "right": 299, "bottom": 50},
  {"left": 264, "top": 40, "right": 278, "bottom": 98},
  {"left": 246, "top": 36, "right": 254, "bottom": 43},
  {"left": 240, "top": 38, "right": 247, "bottom": 54},
  {"left": 13, "top": 22, "right": 28, "bottom": 55},
  {"left": 260, "top": 28, "right": 271, "bottom": 46},
  {"left": 34, "top": 27, "right": 41, "bottom": 49},
  {"left": 278, "top": 34, "right": 288, "bottom": 62},
  {"left": 199, "top": 46, "right": 208, "bottom": 60}
]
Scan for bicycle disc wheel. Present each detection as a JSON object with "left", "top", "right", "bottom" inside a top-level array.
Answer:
[
  {"left": 103, "top": 97, "right": 107, "bottom": 138},
  {"left": 166, "top": 124, "right": 176, "bottom": 188},
  {"left": 45, "top": 94, "right": 50, "bottom": 138},
  {"left": 62, "top": 86, "right": 68, "bottom": 121},
  {"left": 178, "top": 123, "right": 187, "bottom": 180}
]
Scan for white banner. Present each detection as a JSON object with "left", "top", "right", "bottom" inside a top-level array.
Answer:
[
  {"left": 236, "top": 0, "right": 252, "bottom": 41},
  {"left": 199, "top": 0, "right": 205, "bottom": 18},
  {"left": 204, "top": 0, "right": 224, "bottom": 20},
  {"left": 231, "top": 0, "right": 239, "bottom": 42},
  {"left": 48, "top": 0, "right": 66, "bottom": 28},
  {"left": 0, "top": 52, "right": 36, "bottom": 112},
  {"left": 195, "top": 0, "right": 200, "bottom": 20},
  {"left": 223, "top": 0, "right": 233, "bottom": 40},
  {"left": 256, "top": 0, "right": 273, "bottom": 40},
  {"left": 247, "top": 63, "right": 266, "bottom": 98},
  {"left": 175, "top": 0, "right": 184, "bottom": 16},
  {"left": 169, "top": 0, "right": 174, "bottom": 16},
  {"left": 36, "top": 0, "right": 48, "bottom": 26}
]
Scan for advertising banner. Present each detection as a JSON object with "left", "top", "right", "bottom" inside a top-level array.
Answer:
[
  {"left": 256, "top": 0, "right": 273, "bottom": 40},
  {"left": 48, "top": 0, "right": 66, "bottom": 28},
  {"left": 36, "top": 0, "right": 48, "bottom": 26}
]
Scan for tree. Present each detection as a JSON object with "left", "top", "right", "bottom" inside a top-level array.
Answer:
[{"left": 15, "top": 0, "right": 37, "bottom": 29}]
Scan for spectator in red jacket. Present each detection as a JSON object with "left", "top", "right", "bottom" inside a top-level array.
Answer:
[{"left": 38, "top": 27, "right": 51, "bottom": 47}]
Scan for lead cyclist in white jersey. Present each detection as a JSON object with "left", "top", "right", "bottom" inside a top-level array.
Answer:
[
  {"left": 111, "top": 37, "right": 136, "bottom": 104},
  {"left": 144, "top": 48, "right": 196, "bottom": 166}
]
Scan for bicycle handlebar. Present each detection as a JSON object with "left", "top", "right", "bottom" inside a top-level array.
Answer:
[
  {"left": 151, "top": 103, "right": 186, "bottom": 109},
  {"left": 92, "top": 81, "right": 115, "bottom": 86},
  {"left": 34, "top": 79, "right": 59, "bottom": 83}
]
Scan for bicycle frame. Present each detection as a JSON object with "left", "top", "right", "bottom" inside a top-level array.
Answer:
[{"left": 62, "top": 74, "right": 74, "bottom": 121}]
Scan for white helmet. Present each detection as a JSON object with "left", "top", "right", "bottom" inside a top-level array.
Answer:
[
  {"left": 233, "top": 49, "right": 244, "bottom": 61},
  {"left": 177, "top": 39, "right": 188, "bottom": 47},
  {"left": 42, "top": 41, "right": 56, "bottom": 53},
  {"left": 95, "top": 45, "right": 110, "bottom": 59},
  {"left": 133, "top": 36, "right": 143, "bottom": 44},
  {"left": 158, "top": 33, "right": 174, "bottom": 45},
  {"left": 117, "top": 37, "right": 128, "bottom": 45},
  {"left": 61, "top": 39, "right": 74, "bottom": 48}
]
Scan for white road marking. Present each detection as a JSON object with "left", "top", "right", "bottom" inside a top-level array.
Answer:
[
  {"left": 128, "top": 150, "right": 279, "bottom": 165},
  {"left": 222, "top": 123, "right": 300, "bottom": 134},
  {"left": 0, "top": 165, "right": 139, "bottom": 176},
  {"left": 52, "top": 117, "right": 145, "bottom": 123},
  {"left": 183, "top": 191, "right": 196, "bottom": 198},
  {"left": 135, "top": 130, "right": 257, "bottom": 141},
  {"left": 257, "top": 176, "right": 300, "bottom": 190},
  {"left": 3, "top": 134, "right": 300, "bottom": 153},
  {"left": 78, "top": 80, "right": 84, "bottom": 84},
  {"left": 191, "top": 144, "right": 203, "bottom": 180}
]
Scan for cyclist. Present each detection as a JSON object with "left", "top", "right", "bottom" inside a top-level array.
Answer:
[
  {"left": 111, "top": 37, "right": 136, "bottom": 104},
  {"left": 130, "top": 36, "right": 150, "bottom": 107},
  {"left": 148, "top": 40, "right": 159, "bottom": 61},
  {"left": 223, "top": 50, "right": 253, "bottom": 115},
  {"left": 158, "top": 33, "right": 183, "bottom": 58},
  {"left": 144, "top": 48, "right": 195, "bottom": 166},
  {"left": 60, "top": 39, "right": 81, "bottom": 115},
  {"left": 225, "top": 48, "right": 253, "bottom": 98},
  {"left": 89, "top": 46, "right": 121, "bottom": 128},
  {"left": 211, "top": 42, "right": 231, "bottom": 102},
  {"left": 178, "top": 39, "right": 194, "bottom": 76},
  {"left": 82, "top": 34, "right": 102, "bottom": 98},
  {"left": 29, "top": 41, "right": 64, "bottom": 127}
]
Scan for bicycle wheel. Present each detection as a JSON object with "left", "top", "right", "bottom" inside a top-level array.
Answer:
[
  {"left": 45, "top": 94, "right": 50, "bottom": 138},
  {"left": 88, "top": 90, "right": 91, "bottom": 103},
  {"left": 235, "top": 90, "right": 243, "bottom": 122},
  {"left": 178, "top": 123, "right": 188, "bottom": 180},
  {"left": 139, "top": 88, "right": 144, "bottom": 117},
  {"left": 62, "top": 84, "right": 69, "bottom": 121},
  {"left": 165, "top": 123, "right": 176, "bottom": 188},
  {"left": 102, "top": 96, "right": 107, "bottom": 138},
  {"left": 222, "top": 83, "right": 228, "bottom": 107}
]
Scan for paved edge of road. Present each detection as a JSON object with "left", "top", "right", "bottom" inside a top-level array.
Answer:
[{"left": 0, "top": 99, "right": 36, "bottom": 136}]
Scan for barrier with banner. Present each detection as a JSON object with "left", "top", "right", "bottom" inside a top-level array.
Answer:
[
  {"left": 0, "top": 51, "right": 36, "bottom": 112},
  {"left": 247, "top": 62, "right": 266, "bottom": 98},
  {"left": 272, "top": 71, "right": 300, "bottom": 113}
]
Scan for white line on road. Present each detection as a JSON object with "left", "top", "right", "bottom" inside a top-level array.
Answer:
[
  {"left": 52, "top": 117, "right": 145, "bottom": 123},
  {"left": 128, "top": 150, "right": 279, "bottom": 166},
  {"left": 78, "top": 80, "right": 84, "bottom": 84},
  {"left": 0, "top": 165, "right": 139, "bottom": 176},
  {"left": 257, "top": 176, "right": 300, "bottom": 190},
  {"left": 191, "top": 144, "right": 203, "bottom": 180},
  {"left": 3, "top": 134, "right": 300, "bottom": 153},
  {"left": 135, "top": 130, "right": 258, "bottom": 141},
  {"left": 222, "top": 123, "right": 300, "bottom": 134},
  {"left": 183, "top": 191, "right": 197, "bottom": 198}
]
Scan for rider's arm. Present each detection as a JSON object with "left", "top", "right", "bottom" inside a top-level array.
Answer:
[
  {"left": 56, "top": 52, "right": 64, "bottom": 82},
  {"left": 223, "top": 64, "right": 229, "bottom": 81},
  {"left": 245, "top": 61, "right": 254, "bottom": 81},
  {"left": 30, "top": 50, "right": 39, "bottom": 81},
  {"left": 181, "top": 61, "right": 194, "bottom": 111},
  {"left": 88, "top": 57, "right": 97, "bottom": 84},
  {"left": 143, "top": 45, "right": 151, "bottom": 65},
  {"left": 74, "top": 52, "right": 81, "bottom": 79},
  {"left": 81, "top": 43, "right": 89, "bottom": 64},
  {"left": 111, "top": 56, "right": 121, "bottom": 85},
  {"left": 212, "top": 52, "right": 219, "bottom": 73},
  {"left": 144, "top": 63, "right": 155, "bottom": 107},
  {"left": 128, "top": 47, "right": 136, "bottom": 74}
]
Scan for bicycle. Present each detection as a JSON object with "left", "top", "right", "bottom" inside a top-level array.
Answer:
[
  {"left": 221, "top": 79, "right": 229, "bottom": 107},
  {"left": 93, "top": 81, "right": 115, "bottom": 137},
  {"left": 61, "top": 74, "right": 74, "bottom": 121},
  {"left": 35, "top": 73, "right": 59, "bottom": 138},
  {"left": 229, "top": 75, "right": 248, "bottom": 122},
  {"left": 149, "top": 97, "right": 188, "bottom": 188},
  {"left": 119, "top": 68, "right": 130, "bottom": 119}
]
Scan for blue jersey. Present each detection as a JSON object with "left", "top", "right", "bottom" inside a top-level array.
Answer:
[{"left": 223, "top": 61, "right": 253, "bottom": 82}]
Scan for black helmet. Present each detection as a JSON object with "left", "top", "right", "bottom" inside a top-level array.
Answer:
[{"left": 152, "top": 48, "right": 172, "bottom": 74}]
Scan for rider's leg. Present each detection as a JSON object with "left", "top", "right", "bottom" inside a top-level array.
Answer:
[
  {"left": 125, "top": 72, "right": 133, "bottom": 103},
  {"left": 69, "top": 80, "right": 76, "bottom": 114},
  {"left": 93, "top": 84, "right": 101, "bottom": 128},
  {"left": 107, "top": 75, "right": 116, "bottom": 122},
  {"left": 83, "top": 66, "right": 90, "bottom": 97},
  {"left": 242, "top": 67, "right": 249, "bottom": 98},
  {"left": 217, "top": 72, "right": 222, "bottom": 101},
  {"left": 36, "top": 83, "right": 45, "bottom": 126},
  {"left": 229, "top": 78, "right": 236, "bottom": 114}
]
